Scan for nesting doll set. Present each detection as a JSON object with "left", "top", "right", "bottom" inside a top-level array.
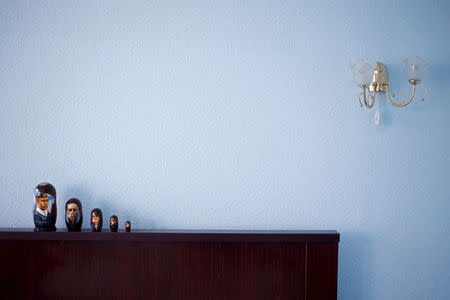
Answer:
[{"left": 33, "top": 182, "right": 132, "bottom": 232}]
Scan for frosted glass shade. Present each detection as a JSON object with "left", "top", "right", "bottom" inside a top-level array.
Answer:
[
  {"left": 404, "top": 56, "right": 429, "bottom": 81},
  {"left": 351, "top": 59, "right": 374, "bottom": 86}
]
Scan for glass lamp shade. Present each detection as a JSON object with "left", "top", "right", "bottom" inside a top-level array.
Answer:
[
  {"left": 351, "top": 59, "right": 374, "bottom": 86},
  {"left": 404, "top": 56, "right": 429, "bottom": 81}
]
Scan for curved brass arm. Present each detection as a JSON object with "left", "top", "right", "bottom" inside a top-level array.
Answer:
[
  {"left": 385, "top": 82, "right": 417, "bottom": 107},
  {"left": 359, "top": 85, "right": 375, "bottom": 108}
]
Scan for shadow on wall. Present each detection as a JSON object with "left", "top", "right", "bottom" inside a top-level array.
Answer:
[
  {"left": 338, "top": 232, "right": 374, "bottom": 300},
  {"left": 406, "top": 62, "right": 450, "bottom": 113},
  {"left": 428, "top": 63, "right": 450, "bottom": 86}
]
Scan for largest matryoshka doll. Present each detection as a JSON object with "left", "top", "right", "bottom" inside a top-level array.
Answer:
[{"left": 33, "top": 182, "right": 57, "bottom": 232}]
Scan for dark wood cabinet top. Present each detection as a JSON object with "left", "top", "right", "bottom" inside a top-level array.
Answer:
[
  {"left": 0, "top": 229, "right": 339, "bottom": 243},
  {"left": 1, "top": 229, "right": 339, "bottom": 299}
]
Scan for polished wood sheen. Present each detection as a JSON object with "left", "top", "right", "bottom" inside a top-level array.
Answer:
[{"left": 0, "top": 230, "right": 339, "bottom": 299}]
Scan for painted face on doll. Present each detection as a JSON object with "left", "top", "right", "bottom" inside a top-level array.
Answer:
[
  {"left": 92, "top": 214, "right": 99, "bottom": 226},
  {"left": 37, "top": 195, "right": 49, "bottom": 211},
  {"left": 67, "top": 203, "right": 78, "bottom": 221}
]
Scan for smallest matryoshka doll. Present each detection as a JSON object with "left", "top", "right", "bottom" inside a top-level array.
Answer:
[
  {"left": 90, "top": 208, "right": 103, "bottom": 232},
  {"left": 125, "top": 221, "right": 131, "bottom": 232},
  {"left": 109, "top": 215, "right": 118, "bottom": 232},
  {"left": 65, "top": 198, "right": 83, "bottom": 232}
]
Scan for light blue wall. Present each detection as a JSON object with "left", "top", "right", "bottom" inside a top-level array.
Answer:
[{"left": 1, "top": 1, "right": 449, "bottom": 299}]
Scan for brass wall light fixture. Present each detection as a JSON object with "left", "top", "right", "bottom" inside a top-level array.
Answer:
[{"left": 351, "top": 57, "right": 430, "bottom": 109}]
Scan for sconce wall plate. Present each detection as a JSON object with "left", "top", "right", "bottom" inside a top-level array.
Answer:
[{"left": 369, "top": 62, "right": 388, "bottom": 93}]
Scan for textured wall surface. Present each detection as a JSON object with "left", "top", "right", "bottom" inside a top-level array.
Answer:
[{"left": 1, "top": 1, "right": 450, "bottom": 299}]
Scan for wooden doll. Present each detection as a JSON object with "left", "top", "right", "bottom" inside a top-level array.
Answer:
[
  {"left": 109, "top": 215, "right": 118, "bottom": 232},
  {"left": 33, "top": 182, "right": 57, "bottom": 232},
  {"left": 125, "top": 221, "right": 131, "bottom": 232},
  {"left": 65, "top": 198, "right": 83, "bottom": 232},
  {"left": 90, "top": 208, "right": 103, "bottom": 232}
]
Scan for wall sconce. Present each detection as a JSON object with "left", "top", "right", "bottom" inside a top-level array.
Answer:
[{"left": 351, "top": 57, "right": 430, "bottom": 109}]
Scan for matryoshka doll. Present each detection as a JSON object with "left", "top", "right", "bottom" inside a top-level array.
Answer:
[
  {"left": 109, "top": 215, "right": 118, "bottom": 232},
  {"left": 65, "top": 198, "right": 83, "bottom": 232},
  {"left": 90, "top": 208, "right": 103, "bottom": 232},
  {"left": 125, "top": 221, "right": 131, "bottom": 232},
  {"left": 33, "top": 182, "right": 57, "bottom": 232}
]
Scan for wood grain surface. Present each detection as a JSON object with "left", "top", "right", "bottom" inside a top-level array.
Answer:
[{"left": 0, "top": 230, "right": 339, "bottom": 299}]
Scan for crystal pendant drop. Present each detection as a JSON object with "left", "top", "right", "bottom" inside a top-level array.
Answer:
[{"left": 374, "top": 108, "right": 381, "bottom": 126}]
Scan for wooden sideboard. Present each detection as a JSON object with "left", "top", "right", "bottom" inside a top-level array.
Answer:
[{"left": 0, "top": 230, "right": 339, "bottom": 299}]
